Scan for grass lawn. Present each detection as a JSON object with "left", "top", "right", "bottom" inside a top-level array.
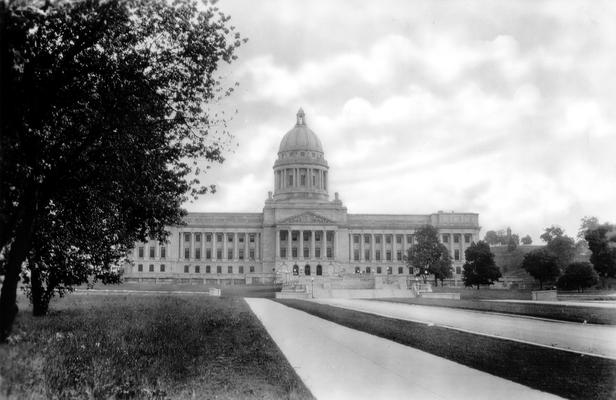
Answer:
[
  {"left": 376, "top": 297, "right": 616, "bottom": 324},
  {"left": 430, "top": 286, "right": 533, "bottom": 300},
  {"left": 277, "top": 299, "right": 616, "bottom": 400},
  {"left": 0, "top": 294, "right": 313, "bottom": 400}
]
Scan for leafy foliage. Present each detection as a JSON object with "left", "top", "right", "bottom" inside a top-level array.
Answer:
[
  {"left": 405, "top": 225, "right": 452, "bottom": 286},
  {"left": 521, "top": 235, "right": 533, "bottom": 245},
  {"left": 0, "top": 0, "right": 244, "bottom": 338},
  {"left": 521, "top": 248, "right": 560, "bottom": 289},
  {"left": 557, "top": 262, "right": 599, "bottom": 292},
  {"left": 462, "top": 241, "right": 501, "bottom": 289},
  {"left": 584, "top": 223, "right": 616, "bottom": 281}
]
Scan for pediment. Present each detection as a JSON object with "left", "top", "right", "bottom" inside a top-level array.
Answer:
[{"left": 278, "top": 212, "right": 335, "bottom": 225}]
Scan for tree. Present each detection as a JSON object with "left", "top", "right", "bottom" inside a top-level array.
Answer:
[
  {"left": 557, "top": 262, "right": 599, "bottom": 292},
  {"left": 540, "top": 226, "right": 575, "bottom": 271},
  {"left": 484, "top": 230, "right": 499, "bottom": 245},
  {"left": 405, "top": 225, "right": 452, "bottom": 286},
  {"left": 585, "top": 223, "right": 616, "bottom": 284},
  {"left": 462, "top": 241, "right": 501, "bottom": 289},
  {"left": 521, "top": 249, "right": 560, "bottom": 289},
  {"left": 577, "top": 216, "right": 599, "bottom": 240},
  {"left": 521, "top": 235, "right": 532, "bottom": 245},
  {"left": 0, "top": 0, "right": 244, "bottom": 340},
  {"left": 540, "top": 226, "right": 565, "bottom": 244}
]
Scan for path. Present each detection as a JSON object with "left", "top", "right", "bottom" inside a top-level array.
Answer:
[
  {"left": 313, "top": 298, "right": 616, "bottom": 359},
  {"left": 246, "top": 298, "right": 563, "bottom": 400}
]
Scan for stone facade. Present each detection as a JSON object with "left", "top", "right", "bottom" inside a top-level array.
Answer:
[{"left": 124, "top": 109, "right": 480, "bottom": 284}]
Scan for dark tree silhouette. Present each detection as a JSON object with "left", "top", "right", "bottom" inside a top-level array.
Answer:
[{"left": 462, "top": 241, "right": 501, "bottom": 289}]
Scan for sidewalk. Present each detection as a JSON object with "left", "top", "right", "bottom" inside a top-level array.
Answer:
[{"left": 246, "top": 298, "right": 563, "bottom": 400}]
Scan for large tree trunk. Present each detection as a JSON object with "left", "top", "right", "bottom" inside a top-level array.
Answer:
[
  {"left": 433, "top": 275, "right": 438, "bottom": 287},
  {"left": 0, "top": 193, "right": 38, "bottom": 342},
  {"left": 29, "top": 266, "right": 51, "bottom": 317}
]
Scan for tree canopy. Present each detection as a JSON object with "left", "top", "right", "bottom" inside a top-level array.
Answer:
[
  {"left": 521, "top": 235, "right": 532, "bottom": 245},
  {"left": 521, "top": 248, "right": 560, "bottom": 289},
  {"left": 557, "top": 262, "right": 599, "bottom": 292},
  {"left": 584, "top": 223, "right": 616, "bottom": 282},
  {"left": 405, "top": 225, "right": 452, "bottom": 286},
  {"left": 462, "top": 241, "right": 501, "bottom": 289},
  {"left": 0, "top": 0, "right": 245, "bottom": 340},
  {"left": 539, "top": 226, "right": 575, "bottom": 271}
]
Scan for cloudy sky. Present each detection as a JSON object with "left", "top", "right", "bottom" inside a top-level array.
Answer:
[{"left": 189, "top": 0, "right": 616, "bottom": 243}]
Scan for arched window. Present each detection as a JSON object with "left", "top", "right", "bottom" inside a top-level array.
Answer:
[
  {"left": 293, "top": 264, "right": 299, "bottom": 276},
  {"left": 316, "top": 264, "right": 322, "bottom": 276},
  {"left": 305, "top": 264, "right": 311, "bottom": 276}
]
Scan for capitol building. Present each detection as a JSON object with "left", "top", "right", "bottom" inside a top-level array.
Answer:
[{"left": 125, "top": 109, "right": 480, "bottom": 286}]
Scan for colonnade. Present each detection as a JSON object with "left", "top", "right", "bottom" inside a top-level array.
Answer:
[
  {"left": 275, "top": 229, "right": 334, "bottom": 260},
  {"left": 274, "top": 167, "right": 327, "bottom": 191},
  {"left": 178, "top": 231, "right": 261, "bottom": 261}
]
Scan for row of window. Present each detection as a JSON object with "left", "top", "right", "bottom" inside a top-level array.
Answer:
[
  {"left": 136, "top": 264, "right": 256, "bottom": 274},
  {"left": 182, "top": 232, "right": 257, "bottom": 243},
  {"left": 183, "top": 247, "right": 256, "bottom": 261},
  {"left": 442, "top": 234, "right": 473, "bottom": 244},
  {"left": 279, "top": 231, "right": 333, "bottom": 241},
  {"left": 280, "top": 247, "right": 333, "bottom": 259},
  {"left": 352, "top": 233, "right": 473, "bottom": 245},
  {"left": 353, "top": 249, "right": 463, "bottom": 262}
]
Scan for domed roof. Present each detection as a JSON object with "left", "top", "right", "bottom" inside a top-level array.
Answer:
[{"left": 278, "top": 108, "right": 324, "bottom": 154}]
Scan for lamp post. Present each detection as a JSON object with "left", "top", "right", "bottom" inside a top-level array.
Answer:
[{"left": 311, "top": 277, "right": 315, "bottom": 298}]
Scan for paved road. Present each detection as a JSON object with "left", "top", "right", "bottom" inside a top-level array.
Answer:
[
  {"left": 313, "top": 298, "right": 616, "bottom": 359},
  {"left": 485, "top": 299, "right": 616, "bottom": 308},
  {"left": 247, "top": 298, "right": 562, "bottom": 400}
]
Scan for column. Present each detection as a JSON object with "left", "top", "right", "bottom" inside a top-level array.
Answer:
[
  {"left": 257, "top": 233, "right": 261, "bottom": 260},
  {"left": 360, "top": 232, "right": 365, "bottom": 261},
  {"left": 392, "top": 232, "right": 396, "bottom": 263},
  {"left": 178, "top": 231, "right": 182, "bottom": 260},
  {"left": 223, "top": 232, "right": 228, "bottom": 260},
  {"left": 287, "top": 229, "right": 292, "bottom": 260},
  {"left": 212, "top": 231, "right": 216, "bottom": 260},
  {"left": 310, "top": 230, "right": 315, "bottom": 260},
  {"left": 244, "top": 232, "right": 249, "bottom": 261},
  {"left": 370, "top": 234, "right": 375, "bottom": 261},
  {"left": 299, "top": 229, "right": 304, "bottom": 260},
  {"left": 322, "top": 229, "right": 326, "bottom": 259},
  {"left": 233, "top": 232, "right": 238, "bottom": 260},
  {"left": 381, "top": 233, "right": 385, "bottom": 263},
  {"left": 275, "top": 230, "right": 280, "bottom": 260},
  {"left": 348, "top": 233, "right": 352, "bottom": 260}
]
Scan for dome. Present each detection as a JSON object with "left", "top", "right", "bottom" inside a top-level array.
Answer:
[{"left": 278, "top": 108, "right": 324, "bottom": 154}]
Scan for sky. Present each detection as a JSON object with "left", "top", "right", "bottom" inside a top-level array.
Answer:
[{"left": 187, "top": 0, "right": 616, "bottom": 243}]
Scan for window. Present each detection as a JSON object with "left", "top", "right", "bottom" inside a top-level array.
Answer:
[
  {"left": 396, "top": 251, "right": 402, "bottom": 261},
  {"left": 442, "top": 234, "right": 449, "bottom": 243},
  {"left": 249, "top": 249, "right": 255, "bottom": 260},
  {"left": 239, "top": 249, "right": 244, "bottom": 260},
  {"left": 216, "top": 249, "right": 222, "bottom": 260},
  {"left": 184, "top": 247, "right": 190, "bottom": 259},
  {"left": 206, "top": 234, "right": 212, "bottom": 242},
  {"left": 454, "top": 249, "right": 460, "bottom": 261},
  {"left": 396, "top": 235, "right": 402, "bottom": 244},
  {"left": 315, "top": 248, "right": 321, "bottom": 258},
  {"left": 195, "top": 265, "right": 200, "bottom": 273},
  {"left": 195, "top": 248, "right": 201, "bottom": 260},
  {"left": 355, "top": 266, "right": 360, "bottom": 274},
  {"left": 160, "top": 264, "right": 165, "bottom": 272},
  {"left": 239, "top": 266, "right": 244, "bottom": 274},
  {"left": 227, "top": 234, "right": 233, "bottom": 243},
  {"left": 149, "top": 264, "right": 154, "bottom": 272},
  {"left": 398, "top": 267, "right": 403, "bottom": 274},
  {"left": 149, "top": 247, "right": 155, "bottom": 258},
  {"left": 227, "top": 249, "right": 233, "bottom": 260},
  {"left": 364, "top": 235, "right": 370, "bottom": 244},
  {"left": 386, "top": 235, "right": 392, "bottom": 244},
  {"left": 216, "top": 265, "right": 222, "bottom": 273},
  {"left": 353, "top": 235, "right": 360, "bottom": 244},
  {"left": 184, "top": 233, "right": 190, "bottom": 242},
  {"left": 386, "top": 251, "right": 392, "bottom": 261},
  {"left": 456, "top": 266, "right": 462, "bottom": 274},
  {"left": 406, "top": 234, "right": 413, "bottom": 244},
  {"left": 377, "top": 267, "right": 382, "bottom": 274},
  {"left": 288, "top": 173, "right": 293, "bottom": 186},
  {"left": 366, "top": 267, "right": 371, "bottom": 274},
  {"left": 292, "top": 232, "right": 298, "bottom": 242},
  {"left": 138, "top": 264, "right": 143, "bottom": 272},
  {"left": 375, "top": 236, "right": 381, "bottom": 244},
  {"left": 316, "top": 232, "right": 321, "bottom": 242},
  {"left": 300, "top": 174, "right": 306, "bottom": 186},
  {"left": 228, "top": 266, "right": 233, "bottom": 274},
  {"left": 292, "top": 248, "right": 298, "bottom": 258},
  {"left": 354, "top": 250, "right": 360, "bottom": 261},
  {"left": 302, "top": 247, "right": 308, "bottom": 258},
  {"left": 465, "top": 234, "right": 472, "bottom": 243},
  {"left": 206, "top": 249, "right": 212, "bottom": 259},
  {"left": 138, "top": 247, "right": 144, "bottom": 258},
  {"left": 184, "top": 265, "right": 189, "bottom": 273},
  {"left": 206, "top": 265, "right": 211, "bottom": 273},
  {"left": 217, "top": 233, "right": 223, "bottom": 242},
  {"left": 454, "top": 234, "right": 460, "bottom": 243},
  {"left": 250, "top": 234, "right": 255, "bottom": 243},
  {"left": 327, "top": 247, "right": 333, "bottom": 259},
  {"left": 387, "top": 267, "right": 392, "bottom": 275},
  {"left": 375, "top": 250, "right": 381, "bottom": 261},
  {"left": 364, "top": 249, "right": 370, "bottom": 261},
  {"left": 160, "top": 246, "right": 166, "bottom": 259},
  {"left": 195, "top": 233, "right": 201, "bottom": 242},
  {"left": 304, "top": 231, "right": 310, "bottom": 241},
  {"left": 280, "top": 248, "right": 287, "bottom": 258},
  {"left": 239, "top": 235, "right": 244, "bottom": 243},
  {"left": 250, "top": 266, "right": 255, "bottom": 273}
]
